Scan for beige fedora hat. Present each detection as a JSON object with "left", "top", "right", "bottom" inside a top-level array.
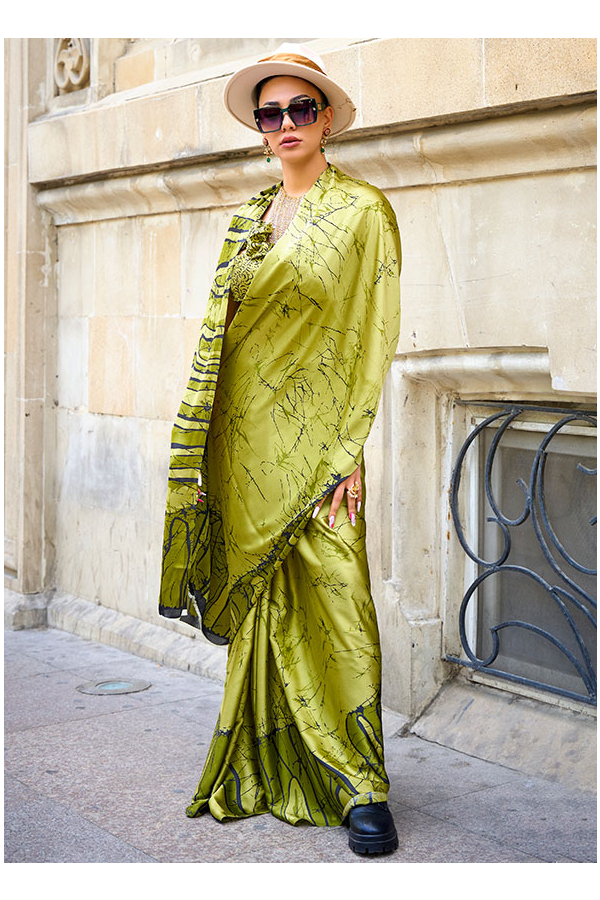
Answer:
[{"left": 223, "top": 42, "right": 357, "bottom": 138}]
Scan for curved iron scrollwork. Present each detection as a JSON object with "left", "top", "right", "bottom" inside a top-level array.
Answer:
[{"left": 447, "top": 403, "right": 597, "bottom": 705}]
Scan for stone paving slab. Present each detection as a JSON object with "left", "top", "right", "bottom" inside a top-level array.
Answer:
[
  {"left": 4, "top": 775, "right": 159, "bottom": 863},
  {"left": 420, "top": 778, "right": 597, "bottom": 863},
  {"left": 4, "top": 628, "right": 597, "bottom": 864},
  {"left": 4, "top": 651, "right": 220, "bottom": 733}
]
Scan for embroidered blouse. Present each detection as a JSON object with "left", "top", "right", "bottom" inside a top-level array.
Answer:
[{"left": 229, "top": 219, "right": 276, "bottom": 303}]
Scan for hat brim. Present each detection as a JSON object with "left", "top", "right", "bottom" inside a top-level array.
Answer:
[{"left": 223, "top": 60, "right": 357, "bottom": 138}]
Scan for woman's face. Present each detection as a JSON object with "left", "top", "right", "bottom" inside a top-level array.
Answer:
[{"left": 256, "top": 75, "right": 334, "bottom": 164}]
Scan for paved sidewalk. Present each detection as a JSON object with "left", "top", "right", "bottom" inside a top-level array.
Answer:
[{"left": 4, "top": 628, "right": 597, "bottom": 864}]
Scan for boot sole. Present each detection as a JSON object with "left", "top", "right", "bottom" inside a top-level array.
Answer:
[{"left": 348, "top": 827, "right": 399, "bottom": 855}]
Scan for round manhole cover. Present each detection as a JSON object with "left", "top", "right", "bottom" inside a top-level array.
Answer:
[{"left": 76, "top": 679, "right": 152, "bottom": 695}]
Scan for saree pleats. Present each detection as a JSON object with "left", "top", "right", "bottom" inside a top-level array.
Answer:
[{"left": 186, "top": 448, "right": 389, "bottom": 825}]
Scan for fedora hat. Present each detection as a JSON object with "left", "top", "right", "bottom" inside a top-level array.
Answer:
[{"left": 223, "top": 42, "right": 357, "bottom": 138}]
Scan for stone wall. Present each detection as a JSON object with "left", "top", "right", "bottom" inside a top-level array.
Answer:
[{"left": 5, "top": 38, "right": 597, "bottom": 719}]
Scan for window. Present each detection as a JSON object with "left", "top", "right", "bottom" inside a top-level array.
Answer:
[{"left": 448, "top": 403, "right": 597, "bottom": 706}]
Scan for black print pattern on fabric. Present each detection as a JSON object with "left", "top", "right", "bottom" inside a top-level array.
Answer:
[
  {"left": 159, "top": 163, "right": 401, "bottom": 825},
  {"left": 186, "top": 459, "right": 391, "bottom": 824},
  {"left": 159, "top": 163, "right": 401, "bottom": 647}
]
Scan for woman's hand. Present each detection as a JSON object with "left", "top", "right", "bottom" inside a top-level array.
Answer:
[{"left": 312, "top": 465, "right": 362, "bottom": 528}]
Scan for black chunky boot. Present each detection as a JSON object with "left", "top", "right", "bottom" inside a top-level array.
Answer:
[{"left": 347, "top": 801, "right": 398, "bottom": 855}]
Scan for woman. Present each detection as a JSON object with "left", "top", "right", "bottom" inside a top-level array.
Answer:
[{"left": 159, "top": 42, "right": 401, "bottom": 856}]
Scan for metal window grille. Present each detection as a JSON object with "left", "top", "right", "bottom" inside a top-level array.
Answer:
[{"left": 447, "top": 402, "right": 597, "bottom": 706}]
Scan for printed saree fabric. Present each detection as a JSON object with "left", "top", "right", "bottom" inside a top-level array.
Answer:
[
  {"left": 159, "top": 162, "right": 401, "bottom": 825},
  {"left": 186, "top": 454, "right": 391, "bottom": 824},
  {"left": 159, "top": 162, "right": 401, "bottom": 643}
]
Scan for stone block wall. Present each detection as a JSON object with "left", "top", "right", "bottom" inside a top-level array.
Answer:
[{"left": 5, "top": 37, "right": 597, "bottom": 718}]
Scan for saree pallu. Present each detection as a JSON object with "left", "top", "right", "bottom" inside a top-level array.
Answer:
[{"left": 159, "top": 163, "right": 401, "bottom": 825}]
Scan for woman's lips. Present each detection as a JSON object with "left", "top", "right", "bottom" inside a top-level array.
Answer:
[{"left": 280, "top": 137, "right": 301, "bottom": 147}]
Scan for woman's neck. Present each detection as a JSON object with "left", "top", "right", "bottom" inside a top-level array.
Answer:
[{"left": 280, "top": 157, "right": 329, "bottom": 197}]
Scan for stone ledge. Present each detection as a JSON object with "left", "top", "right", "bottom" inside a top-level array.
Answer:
[
  {"left": 35, "top": 105, "right": 598, "bottom": 225},
  {"left": 411, "top": 677, "right": 597, "bottom": 793},
  {"left": 395, "top": 347, "right": 554, "bottom": 397},
  {"left": 4, "top": 588, "right": 227, "bottom": 684},
  {"left": 27, "top": 37, "right": 597, "bottom": 186}
]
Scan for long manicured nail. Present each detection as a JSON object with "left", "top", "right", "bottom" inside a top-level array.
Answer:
[
  {"left": 329, "top": 515, "right": 335, "bottom": 528},
  {"left": 357, "top": 500, "right": 361, "bottom": 513},
  {"left": 312, "top": 505, "right": 320, "bottom": 519},
  {"left": 351, "top": 513, "right": 355, "bottom": 526}
]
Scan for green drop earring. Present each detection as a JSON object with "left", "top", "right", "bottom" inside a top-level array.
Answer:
[{"left": 263, "top": 139, "right": 274, "bottom": 162}]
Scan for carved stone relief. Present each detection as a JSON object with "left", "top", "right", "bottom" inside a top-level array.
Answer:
[{"left": 54, "top": 39, "right": 90, "bottom": 93}]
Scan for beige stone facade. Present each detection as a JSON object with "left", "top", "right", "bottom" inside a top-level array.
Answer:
[{"left": 4, "top": 39, "right": 597, "bottom": 779}]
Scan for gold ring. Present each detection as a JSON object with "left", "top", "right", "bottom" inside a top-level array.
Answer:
[{"left": 346, "top": 483, "right": 359, "bottom": 499}]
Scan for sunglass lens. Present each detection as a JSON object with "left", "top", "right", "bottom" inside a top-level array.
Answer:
[
  {"left": 289, "top": 99, "right": 316, "bottom": 126},
  {"left": 256, "top": 107, "right": 282, "bottom": 132}
]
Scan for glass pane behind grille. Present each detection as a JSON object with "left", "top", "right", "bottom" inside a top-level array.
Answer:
[{"left": 477, "top": 428, "right": 596, "bottom": 696}]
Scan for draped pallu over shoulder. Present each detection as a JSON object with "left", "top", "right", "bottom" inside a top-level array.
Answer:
[{"left": 159, "top": 163, "right": 401, "bottom": 644}]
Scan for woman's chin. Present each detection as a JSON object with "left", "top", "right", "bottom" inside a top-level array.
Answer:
[{"left": 275, "top": 147, "right": 319, "bottom": 165}]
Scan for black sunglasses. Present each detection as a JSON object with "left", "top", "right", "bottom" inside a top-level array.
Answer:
[{"left": 253, "top": 97, "right": 327, "bottom": 133}]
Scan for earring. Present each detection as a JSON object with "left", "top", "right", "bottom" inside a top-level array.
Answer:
[
  {"left": 263, "top": 138, "right": 273, "bottom": 162},
  {"left": 320, "top": 127, "right": 331, "bottom": 154}
]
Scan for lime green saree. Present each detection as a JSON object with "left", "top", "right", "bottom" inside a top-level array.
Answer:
[{"left": 159, "top": 162, "right": 401, "bottom": 825}]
